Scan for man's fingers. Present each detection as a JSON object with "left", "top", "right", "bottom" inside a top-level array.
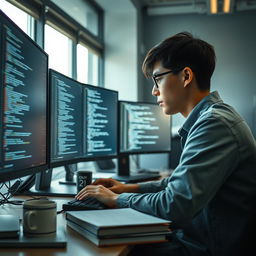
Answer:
[
  {"left": 76, "top": 190, "right": 96, "bottom": 200},
  {"left": 76, "top": 185, "right": 94, "bottom": 198},
  {"left": 76, "top": 185, "right": 104, "bottom": 200}
]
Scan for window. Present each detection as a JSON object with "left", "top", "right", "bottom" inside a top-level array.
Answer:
[
  {"left": 0, "top": 0, "right": 103, "bottom": 84},
  {"left": 88, "top": 51, "right": 99, "bottom": 86},
  {"left": 50, "top": 0, "right": 99, "bottom": 36},
  {"left": 77, "top": 44, "right": 99, "bottom": 86},
  {"left": 77, "top": 44, "right": 89, "bottom": 83},
  {"left": 0, "top": 0, "right": 34, "bottom": 39},
  {"left": 44, "top": 24, "right": 72, "bottom": 77}
]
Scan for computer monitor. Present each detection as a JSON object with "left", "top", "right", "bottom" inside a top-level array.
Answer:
[
  {"left": 50, "top": 69, "right": 84, "bottom": 167},
  {"left": 84, "top": 84, "right": 118, "bottom": 159},
  {"left": 0, "top": 10, "right": 48, "bottom": 183},
  {"left": 117, "top": 101, "right": 171, "bottom": 178}
]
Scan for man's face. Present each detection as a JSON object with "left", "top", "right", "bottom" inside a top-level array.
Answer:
[{"left": 151, "top": 61, "right": 186, "bottom": 115}]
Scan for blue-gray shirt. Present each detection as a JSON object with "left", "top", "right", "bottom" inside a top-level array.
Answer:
[{"left": 117, "top": 91, "right": 256, "bottom": 256}]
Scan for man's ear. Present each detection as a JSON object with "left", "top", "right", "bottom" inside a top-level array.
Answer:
[{"left": 183, "top": 67, "right": 193, "bottom": 88}]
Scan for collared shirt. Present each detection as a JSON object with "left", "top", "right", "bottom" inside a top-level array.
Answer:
[{"left": 117, "top": 91, "right": 256, "bottom": 256}]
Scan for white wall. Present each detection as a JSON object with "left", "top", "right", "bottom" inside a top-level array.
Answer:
[
  {"left": 96, "top": 0, "right": 138, "bottom": 101},
  {"left": 142, "top": 11, "right": 256, "bottom": 137}
]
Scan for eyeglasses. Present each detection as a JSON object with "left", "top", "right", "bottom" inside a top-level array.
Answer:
[{"left": 152, "top": 68, "right": 183, "bottom": 88}]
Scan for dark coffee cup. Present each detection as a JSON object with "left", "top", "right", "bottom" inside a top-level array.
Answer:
[{"left": 76, "top": 170, "right": 92, "bottom": 192}]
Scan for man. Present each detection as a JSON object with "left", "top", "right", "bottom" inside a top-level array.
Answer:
[{"left": 76, "top": 32, "right": 256, "bottom": 256}]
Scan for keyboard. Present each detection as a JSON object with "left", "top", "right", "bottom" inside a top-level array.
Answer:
[
  {"left": 112, "top": 173, "right": 161, "bottom": 183},
  {"left": 62, "top": 197, "right": 106, "bottom": 211}
]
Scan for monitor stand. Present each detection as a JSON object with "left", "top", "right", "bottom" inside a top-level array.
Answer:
[
  {"left": 58, "top": 164, "right": 77, "bottom": 185},
  {"left": 25, "top": 164, "right": 78, "bottom": 197},
  {"left": 112, "top": 154, "right": 160, "bottom": 183},
  {"left": 95, "top": 159, "right": 116, "bottom": 173}
]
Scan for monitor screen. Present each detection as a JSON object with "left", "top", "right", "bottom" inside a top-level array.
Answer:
[
  {"left": 119, "top": 101, "right": 171, "bottom": 154},
  {"left": 0, "top": 10, "right": 48, "bottom": 182},
  {"left": 85, "top": 85, "right": 118, "bottom": 158},
  {"left": 49, "top": 70, "right": 118, "bottom": 166},
  {"left": 50, "top": 70, "right": 84, "bottom": 165}
]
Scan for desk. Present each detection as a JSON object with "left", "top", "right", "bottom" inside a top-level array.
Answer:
[{"left": 0, "top": 197, "right": 132, "bottom": 256}]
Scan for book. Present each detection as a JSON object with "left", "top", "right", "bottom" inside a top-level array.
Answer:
[
  {"left": 67, "top": 219, "right": 171, "bottom": 247},
  {"left": 66, "top": 208, "right": 171, "bottom": 236},
  {"left": 0, "top": 215, "right": 20, "bottom": 239}
]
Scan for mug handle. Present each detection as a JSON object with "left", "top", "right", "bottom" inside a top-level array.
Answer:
[{"left": 24, "top": 211, "right": 37, "bottom": 231}]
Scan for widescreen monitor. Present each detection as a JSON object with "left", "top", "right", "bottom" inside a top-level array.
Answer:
[
  {"left": 119, "top": 101, "right": 171, "bottom": 154},
  {"left": 0, "top": 10, "right": 48, "bottom": 183},
  {"left": 50, "top": 69, "right": 84, "bottom": 166}
]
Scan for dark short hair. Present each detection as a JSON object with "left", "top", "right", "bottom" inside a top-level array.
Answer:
[{"left": 142, "top": 32, "right": 216, "bottom": 90}]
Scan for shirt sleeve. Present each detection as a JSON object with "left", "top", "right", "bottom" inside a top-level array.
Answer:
[
  {"left": 116, "top": 116, "right": 240, "bottom": 226},
  {"left": 138, "top": 177, "right": 171, "bottom": 193}
]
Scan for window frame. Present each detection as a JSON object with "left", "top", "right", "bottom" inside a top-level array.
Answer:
[{"left": 6, "top": 0, "right": 104, "bottom": 85}]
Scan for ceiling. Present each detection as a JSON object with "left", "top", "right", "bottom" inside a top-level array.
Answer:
[{"left": 133, "top": 0, "right": 256, "bottom": 15}]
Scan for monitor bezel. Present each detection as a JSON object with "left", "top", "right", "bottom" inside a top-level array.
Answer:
[
  {"left": 48, "top": 69, "right": 119, "bottom": 168},
  {"left": 118, "top": 100, "right": 172, "bottom": 155},
  {"left": 0, "top": 10, "right": 49, "bottom": 183}
]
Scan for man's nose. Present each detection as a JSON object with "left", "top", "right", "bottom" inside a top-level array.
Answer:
[{"left": 152, "top": 86, "right": 160, "bottom": 96}]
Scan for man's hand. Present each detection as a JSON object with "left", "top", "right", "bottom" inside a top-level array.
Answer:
[
  {"left": 75, "top": 185, "right": 119, "bottom": 208},
  {"left": 92, "top": 178, "right": 140, "bottom": 194},
  {"left": 92, "top": 178, "right": 126, "bottom": 194},
  {"left": 74, "top": 178, "right": 140, "bottom": 208}
]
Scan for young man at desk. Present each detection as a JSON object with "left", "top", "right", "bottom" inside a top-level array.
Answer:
[{"left": 76, "top": 32, "right": 256, "bottom": 256}]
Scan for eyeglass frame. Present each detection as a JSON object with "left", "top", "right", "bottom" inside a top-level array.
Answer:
[{"left": 152, "top": 67, "right": 184, "bottom": 88}]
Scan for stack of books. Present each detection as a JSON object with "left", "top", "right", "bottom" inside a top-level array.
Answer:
[{"left": 66, "top": 208, "right": 172, "bottom": 247}]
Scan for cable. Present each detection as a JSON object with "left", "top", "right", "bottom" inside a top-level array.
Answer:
[
  {"left": 1, "top": 183, "right": 63, "bottom": 216},
  {"left": 0, "top": 180, "right": 26, "bottom": 206},
  {"left": 57, "top": 209, "right": 65, "bottom": 215},
  {"left": 0, "top": 181, "right": 11, "bottom": 205},
  {"left": 1, "top": 182, "right": 64, "bottom": 214}
]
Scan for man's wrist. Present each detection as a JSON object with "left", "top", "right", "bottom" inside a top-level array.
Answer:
[
  {"left": 126, "top": 184, "right": 140, "bottom": 193},
  {"left": 111, "top": 194, "right": 119, "bottom": 208}
]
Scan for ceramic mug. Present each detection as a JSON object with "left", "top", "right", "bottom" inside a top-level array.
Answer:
[{"left": 23, "top": 199, "right": 56, "bottom": 237}]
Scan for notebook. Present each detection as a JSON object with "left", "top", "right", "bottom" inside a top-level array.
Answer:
[{"left": 0, "top": 215, "right": 20, "bottom": 239}]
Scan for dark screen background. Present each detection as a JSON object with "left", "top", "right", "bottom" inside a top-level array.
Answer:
[
  {"left": 50, "top": 71, "right": 83, "bottom": 163},
  {"left": 0, "top": 13, "right": 47, "bottom": 173},
  {"left": 85, "top": 86, "right": 118, "bottom": 157},
  {"left": 120, "top": 102, "right": 171, "bottom": 153}
]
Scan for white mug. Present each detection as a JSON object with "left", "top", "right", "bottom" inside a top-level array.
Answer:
[{"left": 23, "top": 199, "right": 56, "bottom": 237}]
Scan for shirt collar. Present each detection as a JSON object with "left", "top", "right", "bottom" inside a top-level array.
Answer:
[{"left": 178, "top": 91, "right": 223, "bottom": 136}]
